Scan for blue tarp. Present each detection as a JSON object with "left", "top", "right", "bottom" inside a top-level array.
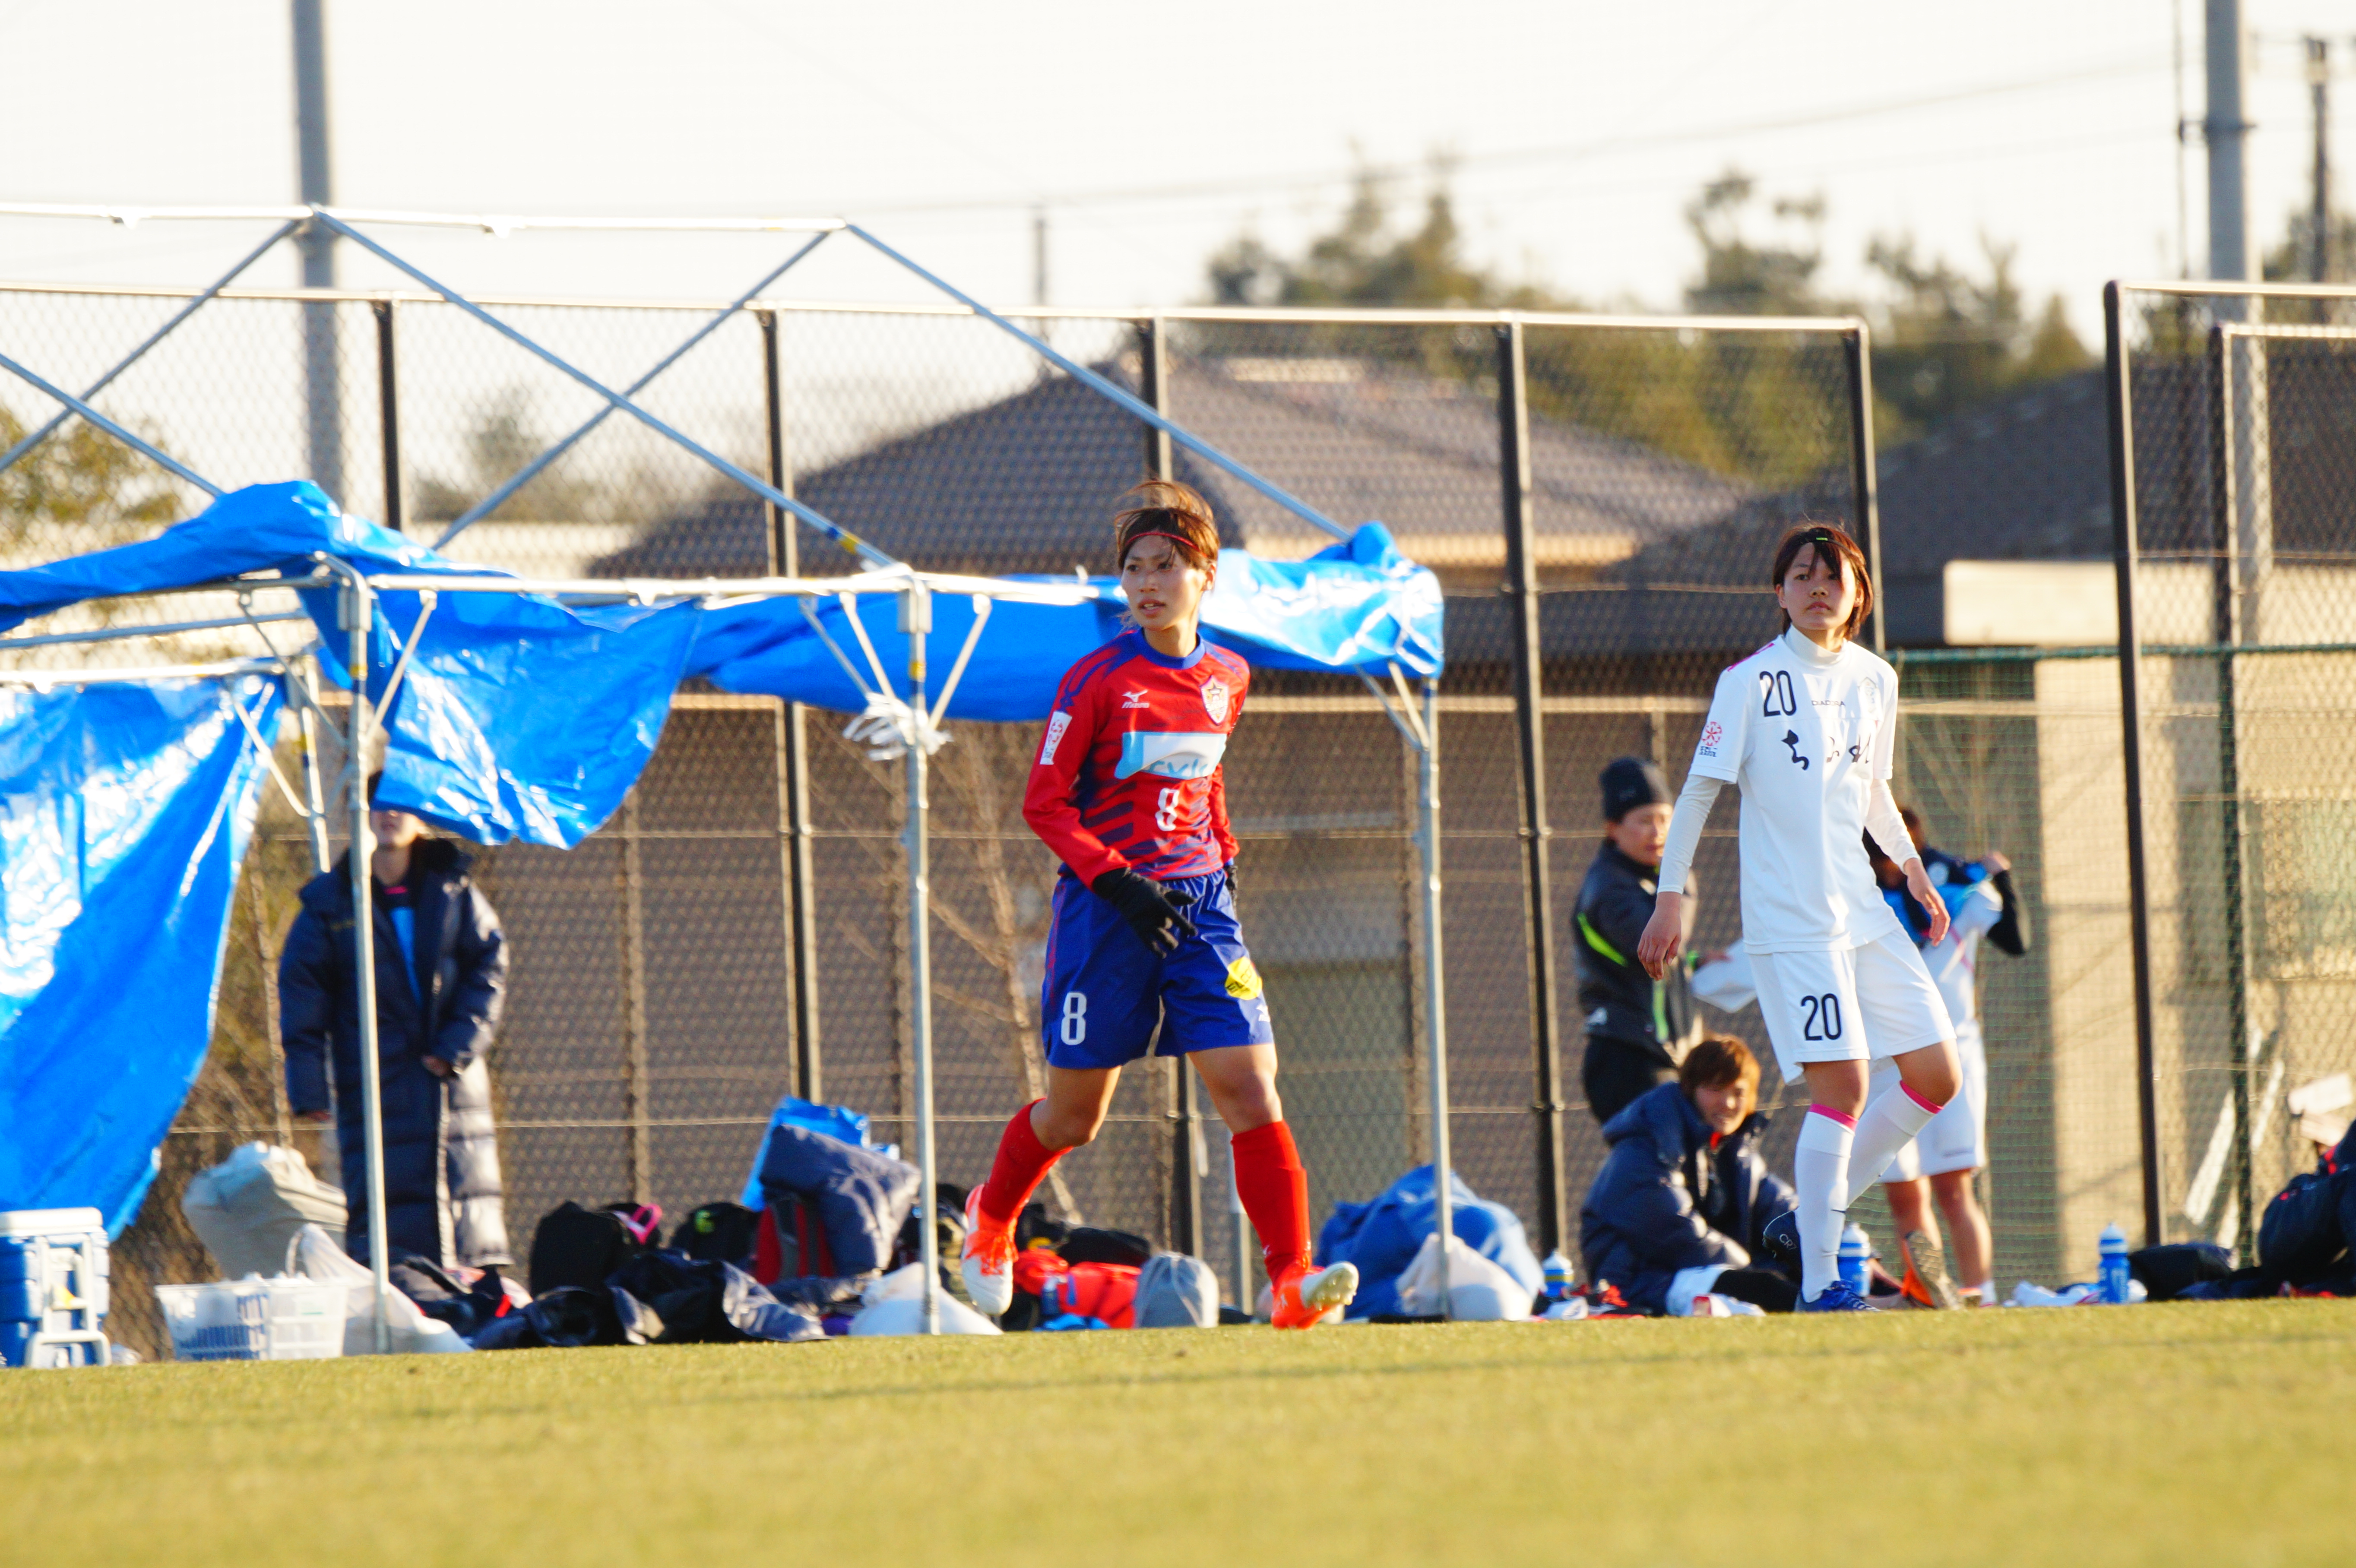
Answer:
[
  {"left": 1314, "top": 1165, "right": 1545, "bottom": 1320},
  {"left": 0, "top": 673, "right": 284, "bottom": 1234},
  {"left": 0, "top": 482, "right": 1444, "bottom": 848}
]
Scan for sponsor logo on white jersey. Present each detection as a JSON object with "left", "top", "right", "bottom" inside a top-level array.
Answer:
[
  {"left": 1115, "top": 730, "right": 1227, "bottom": 781},
  {"left": 1201, "top": 677, "right": 1231, "bottom": 725},
  {"left": 1039, "top": 711, "right": 1073, "bottom": 764}
]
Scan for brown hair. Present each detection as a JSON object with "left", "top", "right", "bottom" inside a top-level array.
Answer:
[
  {"left": 1113, "top": 480, "right": 1220, "bottom": 574},
  {"left": 1770, "top": 522, "right": 1873, "bottom": 640},
  {"left": 1678, "top": 1034, "right": 1761, "bottom": 1101}
]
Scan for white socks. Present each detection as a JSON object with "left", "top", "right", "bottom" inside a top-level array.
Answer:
[
  {"left": 1843, "top": 1082, "right": 1945, "bottom": 1208},
  {"left": 1794, "top": 1107, "right": 1856, "bottom": 1299}
]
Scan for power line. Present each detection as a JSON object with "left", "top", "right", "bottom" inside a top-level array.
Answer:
[{"left": 834, "top": 52, "right": 2176, "bottom": 218}]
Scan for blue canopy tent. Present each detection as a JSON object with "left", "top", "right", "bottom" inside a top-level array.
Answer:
[
  {"left": 0, "top": 666, "right": 288, "bottom": 1235},
  {"left": 0, "top": 207, "right": 1460, "bottom": 1336}
]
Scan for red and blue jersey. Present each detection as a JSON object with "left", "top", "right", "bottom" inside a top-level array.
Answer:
[{"left": 1023, "top": 629, "right": 1248, "bottom": 884}]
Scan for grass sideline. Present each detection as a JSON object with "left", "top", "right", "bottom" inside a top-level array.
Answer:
[{"left": 6, "top": 1302, "right": 2350, "bottom": 1567}]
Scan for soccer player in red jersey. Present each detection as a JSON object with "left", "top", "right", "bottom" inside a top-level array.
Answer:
[{"left": 958, "top": 480, "right": 1358, "bottom": 1329}]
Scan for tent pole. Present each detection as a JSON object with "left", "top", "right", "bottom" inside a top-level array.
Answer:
[
  {"left": 903, "top": 582, "right": 939, "bottom": 1334},
  {"left": 1418, "top": 678, "right": 1452, "bottom": 1318},
  {"left": 297, "top": 658, "right": 332, "bottom": 874},
  {"left": 322, "top": 557, "right": 392, "bottom": 1352}
]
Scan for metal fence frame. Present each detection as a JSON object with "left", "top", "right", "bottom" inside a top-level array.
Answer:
[
  {"left": 2104, "top": 275, "right": 2356, "bottom": 1249},
  {"left": 0, "top": 212, "right": 1882, "bottom": 1311}
]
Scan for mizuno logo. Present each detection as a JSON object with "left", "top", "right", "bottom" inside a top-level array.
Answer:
[{"left": 1120, "top": 689, "right": 1151, "bottom": 710}]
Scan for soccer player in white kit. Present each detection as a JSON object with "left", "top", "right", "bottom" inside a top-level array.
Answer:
[{"left": 1636, "top": 523, "right": 1961, "bottom": 1312}]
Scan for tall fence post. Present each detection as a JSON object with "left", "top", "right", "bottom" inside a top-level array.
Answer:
[
  {"left": 1496, "top": 320, "right": 1567, "bottom": 1254},
  {"left": 2206, "top": 324, "right": 2257, "bottom": 1255},
  {"left": 2104, "top": 281, "right": 2166, "bottom": 1248},
  {"left": 373, "top": 299, "right": 401, "bottom": 534},
  {"left": 1140, "top": 313, "right": 1203, "bottom": 1258},
  {"left": 759, "top": 308, "right": 823, "bottom": 1102},
  {"left": 1844, "top": 324, "right": 1885, "bottom": 653},
  {"left": 618, "top": 790, "right": 652, "bottom": 1205}
]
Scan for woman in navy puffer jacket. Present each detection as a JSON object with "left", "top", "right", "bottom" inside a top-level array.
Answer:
[{"left": 1579, "top": 1036, "right": 1796, "bottom": 1314}]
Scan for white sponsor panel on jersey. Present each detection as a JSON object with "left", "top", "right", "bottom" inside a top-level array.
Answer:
[
  {"left": 1039, "top": 711, "right": 1072, "bottom": 764},
  {"left": 1115, "top": 730, "right": 1227, "bottom": 781}
]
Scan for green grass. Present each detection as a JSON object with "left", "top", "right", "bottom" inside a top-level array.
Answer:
[{"left": 7, "top": 1304, "right": 2352, "bottom": 1567}]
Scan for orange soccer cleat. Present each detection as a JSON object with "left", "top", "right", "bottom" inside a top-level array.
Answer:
[
  {"left": 1270, "top": 1260, "right": 1359, "bottom": 1329},
  {"left": 959, "top": 1189, "right": 1016, "bottom": 1317}
]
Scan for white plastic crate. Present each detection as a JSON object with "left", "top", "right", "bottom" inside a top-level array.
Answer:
[{"left": 155, "top": 1278, "right": 346, "bottom": 1362}]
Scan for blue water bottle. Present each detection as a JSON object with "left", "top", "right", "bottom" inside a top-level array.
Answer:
[
  {"left": 1837, "top": 1225, "right": 1872, "bottom": 1295},
  {"left": 2098, "top": 1224, "right": 2131, "bottom": 1304},
  {"left": 1541, "top": 1250, "right": 1574, "bottom": 1304}
]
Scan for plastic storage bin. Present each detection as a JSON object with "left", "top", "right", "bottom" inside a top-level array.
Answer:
[
  {"left": 0, "top": 1208, "right": 111, "bottom": 1369},
  {"left": 155, "top": 1277, "right": 346, "bottom": 1362}
]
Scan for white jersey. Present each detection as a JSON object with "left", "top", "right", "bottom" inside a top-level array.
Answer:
[
  {"left": 1689, "top": 627, "right": 1904, "bottom": 955},
  {"left": 1914, "top": 876, "right": 2003, "bottom": 1026}
]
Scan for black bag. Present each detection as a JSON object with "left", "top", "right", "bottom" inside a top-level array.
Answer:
[
  {"left": 1060, "top": 1226, "right": 1153, "bottom": 1268},
  {"left": 390, "top": 1253, "right": 513, "bottom": 1338},
  {"left": 469, "top": 1284, "right": 621, "bottom": 1350},
  {"left": 606, "top": 1249, "right": 824, "bottom": 1344},
  {"left": 529, "top": 1201, "right": 651, "bottom": 1294},
  {"left": 2128, "top": 1242, "right": 2233, "bottom": 1301},
  {"left": 671, "top": 1202, "right": 761, "bottom": 1269}
]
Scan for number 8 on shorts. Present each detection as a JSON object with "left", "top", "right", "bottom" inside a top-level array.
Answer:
[{"left": 1059, "top": 990, "right": 1088, "bottom": 1046}]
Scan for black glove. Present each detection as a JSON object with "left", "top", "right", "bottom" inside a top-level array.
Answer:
[
  {"left": 1090, "top": 868, "right": 1197, "bottom": 955},
  {"left": 1223, "top": 862, "right": 1239, "bottom": 898}
]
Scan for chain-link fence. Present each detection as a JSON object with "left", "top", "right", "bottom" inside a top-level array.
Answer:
[
  {"left": 2102, "top": 280, "right": 2356, "bottom": 1275},
  {"left": 40, "top": 276, "right": 2203, "bottom": 1356}
]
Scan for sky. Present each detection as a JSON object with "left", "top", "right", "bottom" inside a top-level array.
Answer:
[{"left": 1, "top": 1, "right": 2350, "bottom": 342}]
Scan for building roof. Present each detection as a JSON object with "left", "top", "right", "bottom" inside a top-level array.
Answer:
[{"left": 594, "top": 354, "right": 1753, "bottom": 583}]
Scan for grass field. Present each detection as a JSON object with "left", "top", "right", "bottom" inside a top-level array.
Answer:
[{"left": 7, "top": 1302, "right": 2352, "bottom": 1567}]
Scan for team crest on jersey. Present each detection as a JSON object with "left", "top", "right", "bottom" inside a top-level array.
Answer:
[
  {"left": 1224, "top": 955, "right": 1263, "bottom": 1000},
  {"left": 1201, "top": 677, "right": 1231, "bottom": 725}
]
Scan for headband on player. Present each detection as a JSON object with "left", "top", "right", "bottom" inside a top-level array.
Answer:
[{"left": 1122, "top": 530, "right": 1208, "bottom": 560}]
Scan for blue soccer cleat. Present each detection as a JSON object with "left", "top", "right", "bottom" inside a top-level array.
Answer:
[{"left": 1799, "top": 1280, "right": 1877, "bottom": 1313}]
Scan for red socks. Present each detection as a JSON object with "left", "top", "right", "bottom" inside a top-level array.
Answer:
[
  {"left": 1232, "top": 1119, "right": 1312, "bottom": 1280},
  {"left": 975, "top": 1100, "right": 1064, "bottom": 1230}
]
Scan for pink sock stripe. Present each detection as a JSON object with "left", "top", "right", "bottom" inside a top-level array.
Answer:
[
  {"left": 1902, "top": 1082, "right": 1945, "bottom": 1114},
  {"left": 1807, "top": 1103, "right": 1857, "bottom": 1129}
]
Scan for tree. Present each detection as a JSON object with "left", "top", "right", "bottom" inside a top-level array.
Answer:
[
  {"left": 1865, "top": 236, "right": 2093, "bottom": 443},
  {"left": 0, "top": 406, "right": 181, "bottom": 550},
  {"left": 1683, "top": 170, "right": 1827, "bottom": 317},
  {"left": 1198, "top": 163, "right": 2089, "bottom": 490}
]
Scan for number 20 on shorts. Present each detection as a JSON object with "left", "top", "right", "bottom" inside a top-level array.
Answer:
[{"left": 1799, "top": 992, "right": 1842, "bottom": 1042}]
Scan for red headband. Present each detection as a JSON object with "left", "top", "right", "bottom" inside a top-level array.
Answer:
[{"left": 1123, "top": 530, "right": 1209, "bottom": 559}]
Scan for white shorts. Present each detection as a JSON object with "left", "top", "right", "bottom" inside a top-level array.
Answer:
[
  {"left": 1875, "top": 1018, "right": 1987, "bottom": 1180},
  {"left": 1749, "top": 930, "right": 1954, "bottom": 1086}
]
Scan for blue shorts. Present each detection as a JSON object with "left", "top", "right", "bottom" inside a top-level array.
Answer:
[{"left": 1040, "top": 868, "right": 1274, "bottom": 1070}]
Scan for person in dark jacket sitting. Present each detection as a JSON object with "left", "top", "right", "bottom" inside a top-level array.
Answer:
[
  {"left": 1580, "top": 1035, "right": 1799, "bottom": 1314},
  {"left": 1575, "top": 757, "right": 1705, "bottom": 1123},
  {"left": 281, "top": 775, "right": 511, "bottom": 1269}
]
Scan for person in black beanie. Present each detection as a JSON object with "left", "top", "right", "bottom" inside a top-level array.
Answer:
[{"left": 1574, "top": 757, "right": 1704, "bottom": 1124}]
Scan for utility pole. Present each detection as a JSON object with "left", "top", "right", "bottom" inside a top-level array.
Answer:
[
  {"left": 2204, "top": 1, "right": 2254, "bottom": 289},
  {"left": 294, "top": 0, "right": 343, "bottom": 506},
  {"left": 2308, "top": 37, "right": 2333, "bottom": 281}
]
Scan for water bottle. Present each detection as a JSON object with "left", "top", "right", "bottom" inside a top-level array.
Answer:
[
  {"left": 2098, "top": 1224, "right": 2131, "bottom": 1304},
  {"left": 1837, "top": 1225, "right": 1872, "bottom": 1295},
  {"left": 1541, "top": 1250, "right": 1575, "bottom": 1304}
]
